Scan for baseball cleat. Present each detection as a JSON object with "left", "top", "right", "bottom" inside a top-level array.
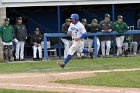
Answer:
[
  {"left": 89, "top": 51, "right": 93, "bottom": 59},
  {"left": 57, "top": 62, "right": 65, "bottom": 69}
]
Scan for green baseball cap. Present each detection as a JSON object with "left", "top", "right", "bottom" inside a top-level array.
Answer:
[
  {"left": 81, "top": 18, "right": 87, "bottom": 23},
  {"left": 65, "top": 18, "right": 70, "bottom": 22},
  {"left": 4, "top": 18, "right": 10, "bottom": 21},
  {"left": 35, "top": 28, "right": 40, "bottom": 31},
  {"left": 117, "top": 15, "right": 123, "bottom": 19},
  {"left": 105, "top": 14, "right": 111, "bottom": 18},
  {"left": 16, "top": 17, "right": 22, "bottom": 20},
  {"left": 92, "top": 19, "right": 98, "bottom": 23}
]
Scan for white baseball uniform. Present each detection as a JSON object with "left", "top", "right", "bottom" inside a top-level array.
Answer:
[
  {"left": 67, "top": 21, "right": 87, "bottom": 55},
  {"left": 116, "top": 36, "right": 125, "bottom": 55}
]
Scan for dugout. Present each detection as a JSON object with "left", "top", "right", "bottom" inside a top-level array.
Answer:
[{"left": 0, "top": 0, "right": 140, "bottom": 58}]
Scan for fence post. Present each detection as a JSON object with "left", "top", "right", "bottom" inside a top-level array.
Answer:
[
  {"left": 94, "top": 35, "right": 97, "bottom": 58},
  {"left": 44, "top": 33, "right": 48, "bottom": 60}
]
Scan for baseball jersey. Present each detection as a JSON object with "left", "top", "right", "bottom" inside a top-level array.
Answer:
[{"left": 68, "top": 21, "right": 87, "bottom": 38}]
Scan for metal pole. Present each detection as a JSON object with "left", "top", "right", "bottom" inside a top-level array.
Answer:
[
  {"left": 93, "top": 35, "right": 97, "bottom": 58},
  {"left": 44, "top": 33, "right": 48, "bottom": 60},
  {"left": 112, "top": 4, "right": 116, "bottom": 56},
  {"left": 112, "top": 4, "right": 115, "bottom": 22},
  {"left": 57, "top": 6, "right": 61, "bottom": 59}
]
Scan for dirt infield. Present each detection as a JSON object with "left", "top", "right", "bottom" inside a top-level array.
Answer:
[{"left": 0, "top": 68, "right": 140, "bottom": 93}]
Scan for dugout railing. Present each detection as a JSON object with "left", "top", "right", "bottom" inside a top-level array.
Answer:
[{"left": 44, "top": 30, "right": 140, "bottom": 60}]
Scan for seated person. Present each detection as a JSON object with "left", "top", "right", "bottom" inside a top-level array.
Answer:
[
  {"left": 30, "top": 28, "right": 43, "bottom": 61},
  {"left": 123, "top": 35, "right": 138, "bottom": 56}
]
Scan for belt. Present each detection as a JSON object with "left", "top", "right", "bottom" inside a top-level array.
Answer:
[{"left": 72, "top": 39, "right": 83, "bottom": 41}]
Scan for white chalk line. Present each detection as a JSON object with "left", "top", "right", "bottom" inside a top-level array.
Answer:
[
  {"left": 0, "top": 68, "right": 140, "bottom": 79},
  {"left": 0, "top": 83, "right": 139, "bottom": 93}
]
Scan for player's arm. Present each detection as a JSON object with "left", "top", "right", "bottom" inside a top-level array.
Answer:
[
  {"left": 67, "top": 23, "right": 72, "bottom": 35},
  {"left": 67, "top": 31, "right": 72, "bottom": 35}
]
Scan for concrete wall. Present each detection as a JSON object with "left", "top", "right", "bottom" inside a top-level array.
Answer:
[{"left": 0, "top": 7, "right": 6, "bottom": 61}]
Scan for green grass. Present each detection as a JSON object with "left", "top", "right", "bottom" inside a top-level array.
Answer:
[
  {"left": 0, "top": 89, "right": 58, "bottom": 93},
  {"left": 0, "top": 56, "right": 140, "bottom": 73},
  {"left": 55, "top": 70, "right": 140, "bottom": 88}
]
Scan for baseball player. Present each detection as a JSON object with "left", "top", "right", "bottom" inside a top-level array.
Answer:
[
  {"left": 57, "top": 13, "right": 93, "bottom": 69},
  {"left": 30, "top": 28, "right": 43, "bottom": 61},
  {"left": 77, "top": 18, "right": 89, "bottom": 58},
  {"left": 99, "top": 14, "right": 114, "bottom": 57},
  {"left": 114, "top": 15, "right": 128, "bottom": 56},
  {"left": 14, "top": 17, "right": 27, "bottom": 61},
  {"left": 61, "top": 19, "right": 71, "bottom": 59},
  {"left": 88, "top": 19, "right": 100, "bottom": 56},
  {"left": 123, "top": 35, "right": 138, "bottom": 56},
  {"left": 0, "top": 18, "right": 14, "bottom": 62}
]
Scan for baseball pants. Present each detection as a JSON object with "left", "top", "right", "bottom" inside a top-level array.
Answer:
[
  {"left": 16, "top": 41, "right": 25, "bottom": 60},
  {"left": 123, "top": 42, "right": 138, "bottom": 54},
  {"left": 88, "top": 37, "right": 100, "bottom": 55},
  {"left": 116, "top": 36, "right": 125, "bottom": 55},
  {"left": 77, "top": 40, "right": 84, "bottom": 57},
  {"left": 101, "top": 40, "right": 111, "bottom": 56},
  {"left": 68, "top": 40, "right": 83, "bottom": 56},
  {"left": 2, "top": 42, "right": 13, "bottom": 61},
  {"left": 33, "top": 45, "right": 42, "bottom": 58},
  {"left": 61, "top": 38, "right": 72, "bottom": 59}
]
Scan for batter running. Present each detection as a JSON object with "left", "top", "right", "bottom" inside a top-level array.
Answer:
[{"left": 57, "top": 13, "right": 93, "bottom": 69}]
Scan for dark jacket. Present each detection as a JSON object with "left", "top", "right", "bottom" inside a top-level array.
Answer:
[
  {"left": 137, "top": 19, "right": 140, "bottom": 30},
  {"left": 30, "top": 33, "right": 43, "bottom": 46},
  {"left": 84, "top": 24, "right": 90, "bottom": 32},
  {"left": 14, "top": 24, "right": 27, "bottom": 41},
  {"left": 99, "top": 20, "right": 114, "bottom": 41},
  {"left": 61, "top": 23, "right": 71, "bottom": 40},
  {"left": 88, "top": 24, "right": 100, "bottom": 39}
]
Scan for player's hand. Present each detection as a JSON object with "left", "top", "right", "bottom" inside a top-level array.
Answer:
[
  {"left": 101, "top": 30, "right": 105, "bottom": 32},
  {"left": 108, "top": 29, "right": 112, "bottom": 32},
  {"left": 74, "top": 37, "right": 81, "bottom": 41},
  {"left": 67, "top": 31, "right": 72, "bottom": 35},
  {"left": 34, "top": 42, "right": 37, "bottom": 47}
]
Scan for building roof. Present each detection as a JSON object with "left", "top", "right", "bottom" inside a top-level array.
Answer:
[{"left": 0, "top": 0, "right": 140, "bottom": 7}]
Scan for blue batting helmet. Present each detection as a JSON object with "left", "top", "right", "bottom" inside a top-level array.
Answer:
[{"left": 70, "top": 14, "right": 79, "bottom": 20}]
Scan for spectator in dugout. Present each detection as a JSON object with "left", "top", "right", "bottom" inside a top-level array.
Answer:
[
  {"left": 0, "top": 18, "right": 14, "bottom": 62},
  {"left": 99, "top": 14, "right": 114, "bottom": 57},
  {"left": 88, "top": 19, "right": 101, "bottom": 57},
  {"left": 14, "top": 17, "right": 27, "bottom": 61},
  {"left": 137, "top": 17, "right": 140, "bottom": 30},
  {"left": 114, "top": 15, "right": 128, "bottom": 56},
  {"left": 61, "top": 18, "right": 72, "bottom": 59},
  {"left": 30, "top": 28, "right": 43, "bottom": 61},
  {"left": 123, "top": 35, "right": 138, "bottom": 56}
]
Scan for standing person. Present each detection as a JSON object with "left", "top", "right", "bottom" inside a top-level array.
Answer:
[
  {"left": 99, "top": 14, "right": 114, "bottom": 57},
  {"left": 14, "top": 17, "right": 27, "bottom": 61},
  {"left": 61, "top": 19, "right": 71, "bottom": 59},
  {"left": 0, "top": 18, "right": 14, "bottom": 62},
  {"left": 114, "top": 15, "right": 128, "bottom": 56},
  {"left": 57, "top": 14, "right": 93, "bottom": 69},
  {"left": 88, "top": 19, "right": 100, "bottom": 56},
  {"left": 137, "top": 18, "right": 140, "bottom": 30},
  {"left": 30, "top": 28, "right": 43, "bottom": 61}
]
